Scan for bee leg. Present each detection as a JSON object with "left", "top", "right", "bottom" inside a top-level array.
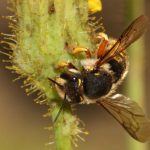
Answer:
[
  {"left": 97, "top": 39, "right": 108, "bottom": 58},
  {"left": 55, "top": 61, "right": 78, "bottom": 71},
  {"left": 72, "top": 47, "right": 92, "bottom": 58},
  {"left": 97, "top": 33, "right": 108, "bottom": 59}
]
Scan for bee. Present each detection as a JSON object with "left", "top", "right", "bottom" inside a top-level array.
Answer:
[{"left": 49, "top": 15, "right": 150, "bottom": 142}]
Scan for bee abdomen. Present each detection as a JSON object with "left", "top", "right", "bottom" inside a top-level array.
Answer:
[{"left": 108, "top": 59, "right": 126, "bottom": 83}]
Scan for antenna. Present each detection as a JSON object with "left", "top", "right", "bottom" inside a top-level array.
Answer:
[
  {"left": 48, "top": 78, "right": 63, "bottom": 88},
  {"left": 48, "top": 78, "right": 67, "bottom": 123},
  {"left": 54, "top": 93, "right": 67, "bottom": 123}
]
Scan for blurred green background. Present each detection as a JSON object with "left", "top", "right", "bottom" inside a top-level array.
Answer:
[{"left": 0, "top": 0, "right": 150, "bottom": 150}]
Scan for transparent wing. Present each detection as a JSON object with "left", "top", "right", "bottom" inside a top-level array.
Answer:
[
  {"left": 98, "top": 15, "right": 148, "bottom": 65},
  {"left": 98, "top": 94, "right": 150, "bottom": 142},
  {"left": 117, "top": 15, "right": 148, "bottom": 51}
]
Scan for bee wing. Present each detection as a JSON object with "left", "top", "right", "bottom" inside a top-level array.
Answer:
[
  {"left": 99, "top": 15, "right": 148, "bottom": 65},
  {"left": 117, "top": 15, "right": 148, "bottom": 51},
  {"left": 97, "top": 94, "right": 150, "bottom": 142}
]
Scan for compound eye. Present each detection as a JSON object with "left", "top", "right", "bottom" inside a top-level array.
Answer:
[
  {"left": 72, "top": 77, "right": 78, "bottom": 81},
  {"left": 60, "top": 72, "right": 80, "bottom": 83}
]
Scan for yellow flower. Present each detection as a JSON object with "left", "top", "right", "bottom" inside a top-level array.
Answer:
[{"left": 88, "top": 0, "right": 102, "bottom": 13}]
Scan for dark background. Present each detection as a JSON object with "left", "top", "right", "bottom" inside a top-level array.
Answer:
[{"left": 0, "top": 0, "right": 150, "bottom": 150}]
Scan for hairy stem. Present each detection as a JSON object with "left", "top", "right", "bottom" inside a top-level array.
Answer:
[{"left": 5, "top": 0, "right": 96, "bottom": 149}]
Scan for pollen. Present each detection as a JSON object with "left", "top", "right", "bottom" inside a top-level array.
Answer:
[{"left": 88, "top": 0, "right": 102, "bottom": 13}]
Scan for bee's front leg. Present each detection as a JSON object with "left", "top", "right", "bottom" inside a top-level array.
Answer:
[
  {"left": 72, "top": 47, "right": 92, "bottom": 58},
  {"left": 55, "top": 61, "right": 78, "bottom": 71}
]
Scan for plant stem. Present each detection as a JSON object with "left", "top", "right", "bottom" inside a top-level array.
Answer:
[{"left": 7, "top": 0, "right": 93, "bottom": 150}]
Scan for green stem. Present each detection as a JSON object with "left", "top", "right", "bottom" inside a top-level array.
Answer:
[
  {"left": 7, "top": 0, "right": 92, "bottom": 150},
  {"left": 124, "top": 0, "right": 148, "bottom": 150}
]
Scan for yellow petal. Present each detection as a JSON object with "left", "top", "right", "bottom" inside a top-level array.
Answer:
[{"left": 88, "top": 0, "right": 102, "bottom": 13}]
